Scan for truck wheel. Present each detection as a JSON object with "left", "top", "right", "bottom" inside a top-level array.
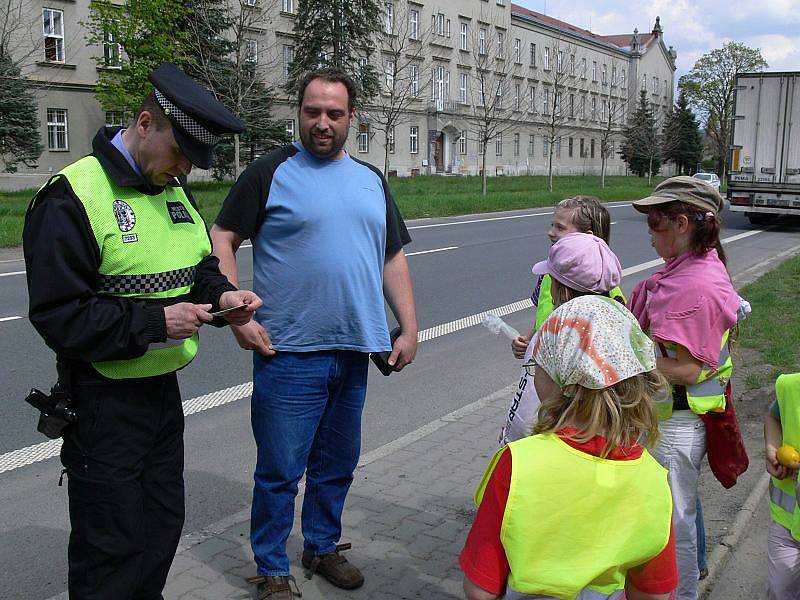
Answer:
[{"left": 746, "top": 213, "right": 773, "bottom": 225}]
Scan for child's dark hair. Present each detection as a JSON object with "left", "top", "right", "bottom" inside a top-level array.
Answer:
[
  {"left": 557, "top": 196, "right": 611, "bottom": 243},
  {"left": 646, "top": 201, "right": 727, "bottom": 265}
]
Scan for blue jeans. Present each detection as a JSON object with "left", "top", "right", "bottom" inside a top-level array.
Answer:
[{"left": 250, "top": 350, "right": 369, "bottom": 576}]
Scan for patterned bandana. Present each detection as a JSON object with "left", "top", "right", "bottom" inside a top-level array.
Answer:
[{"left": 528, "top": 295, "right": 656, "bottom": 390}]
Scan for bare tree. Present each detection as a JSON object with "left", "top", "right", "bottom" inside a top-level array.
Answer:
[
  {"left": 361, "top": 1, "right": 431, "bottom": 178},
  {"left": 184, "top": 0, "right": 285, "bottom": 178},
  {"left": 596, "top": 57, "right": 629, "bottom": 188},
  {"left": 0, "top": 0, "right": 43, "bottom": 70},
  {"left": 467, "top": 13, "right": 531, "bottom": 196}
]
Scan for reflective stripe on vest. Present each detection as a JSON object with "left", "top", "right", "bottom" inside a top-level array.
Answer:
[
  {"left": 54, "top": 156, "right": 211, "bottom": 379},
  {"left": 771, "top": 374, "right": 800, "bottom": 539},
  {"left": 504, "top": 585, "right": 625, "bottom": 599},
  {"left": 656, "top": 331, "right": 732, "bottom": 416},
  {"left": 476, "top": 435, "right": 672, "bottom": 599}
]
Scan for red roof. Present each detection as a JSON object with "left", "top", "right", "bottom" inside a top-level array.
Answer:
[{"left": 511, "top": 4, "right": 658, "bottom": 51}]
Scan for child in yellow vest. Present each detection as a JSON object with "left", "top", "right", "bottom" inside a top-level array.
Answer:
[
  {"left": 462, "top": 295, "right": 677, "bottom": 600},
  {"left": 765, "top": 373, "right": 800, "bottom": 599}
]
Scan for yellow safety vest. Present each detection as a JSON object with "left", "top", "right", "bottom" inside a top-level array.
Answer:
[
  {"left": 769, "top": 373, "right": 800, "bottom": 540},
  {"left": 656, "top": 330, "right": 733, "bottom": 418},
  {"left": 475, "top": 434, "right": 672, "bottom": 600},
  {"left": 535, "top": 274, "right": 626, "bottom": 331},
  {"left": 43, "top": 156, "right": 211, "bottom": 379}
]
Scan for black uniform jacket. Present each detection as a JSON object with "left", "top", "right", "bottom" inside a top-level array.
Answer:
[{"left": 23, "top": 127, "right": 236, "bottom": 369}]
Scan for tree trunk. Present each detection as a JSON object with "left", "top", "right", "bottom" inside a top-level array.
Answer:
[
  {"left": 384, "top": 131, "right": 391, "bottom": 179},
  {"left": 481, "top": 147, "right": 488, "bottom": 196},
  {"left": 647, "top": 155, "right": 653, "bottom": 186},
  {"left": 548, "top": 145, "right": 554, "bottom": 192},
  {"left": 234, "top": 134, "right": 241, "bottom": 180},
  {"left": 601, "top": 153, "right": 606, "bottom": 188}
]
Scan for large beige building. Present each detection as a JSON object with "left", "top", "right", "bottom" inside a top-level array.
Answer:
[{"left": 2, "top": 0, "right": 677, "bottom": 189}]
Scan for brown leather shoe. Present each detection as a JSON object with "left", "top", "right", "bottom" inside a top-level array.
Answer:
[
  {"left": 301, "top": 543, "right": 364, "bottom": 590},
  {"left": 246, "top": 575, "right": 302, "bottom": 599}
]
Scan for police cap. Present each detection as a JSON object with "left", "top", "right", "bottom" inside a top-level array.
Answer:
[{"left": 148, "top": 62, "right": 245, "bottom": 170}]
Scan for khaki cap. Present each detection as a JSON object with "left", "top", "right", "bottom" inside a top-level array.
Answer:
[{"left": 632, "top": 175, "right": 724, "bottom": 216}]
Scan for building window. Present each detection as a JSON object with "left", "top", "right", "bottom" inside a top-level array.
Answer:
[
  {"left": 513, "top": 132, "right": 520, "bottom": 157},
  {"left": 495, "top": 81, "right": 502, "bottom": 108},
  {"left": 459, "top": 22, "right": 468, "bottom": 50},
  {"left": 459, "top": 72, "right": 468, "bottom": 103},
  {"left": 242, "top": 0, "right": 256, "bottom": 6},
  {"left": 358, "top": 123, "right": 370, "bottom": 153},
  {"left": 281, "top": 0, "right": 294, "bottom": 12},
  {"left": 388, "top": 126, "right": 395, "bottom": 153},
  {"left": 601, "top": 99, "right": 606, "bottom": 121},
  {"left": 43, "top": 8, "right": 65, "bottom": 63},
  {"left": 601, "top": 63, "right": 607, "bottom": 85},
  {"left": 528, "top": 85, "right": 536, "bottom": 113},
  {"left": 581, "top": 57, "right": 587, "bottom": 79},
  {"left": 611, "top": 66, "right": 617, "bottom": 85},
  {"left": 568, "top": 137, "right": 574, "bottom": 158},
  {"left": 384, "top": 2, "right": 394, "bottom": 34},
  {"left": 543, "top": 137, "right": 549, "bottom": 156},
  {"left": 245, "top": 39, "right": 258, "bottom": 63},
  {"left": 528, "top": 134, "right": 535, "bottom": 156},
  {"left": 580, "top": 95, "right": 586, "bottom": 119},
  {"left": 569, "top": 93, "right": 575, "bottom": 118},
  {"left": 557, "top": 50, "right": 563, "bottom": 72},
  {"left": 495, "top": 132, "right": 503, "bottom": 156},
  {"left": 591, "top": 97, "right": 597, "bottom": 120},
  {"left": 543, "top": 88, "right": 550, "bottom": 115},
  {"left": 479, "top": 28, "right": 487, "bottom": 55},
  {"left": 496, "top": 30, "right": 505, "bottom": 59},
  {"left": 409, "top": 9, "right": 419, "bottom": 40},
  {"left": 433, "top": 13, "right": 448, "bottom": 37},
  {"left": 496, "top": 0, "right": 505, "bottom": 5},
  {"left": 592, "top": 61, "right": 597, "bottom": 82},
  {"left": 653, "top": 76, "right": 659, "bottom": 94},
  {"left": 664, "top": 79, "right": 668, "bottom": 98},
  {"left": 621, "top": 69, "right": 626, "bottom": 87},
  {"left": 543, "top": 47, "right": 550, "bottom": 70},
  {"left": 580, "top": 138, "right": 585, "bottom": 157},
  {"left": 459, "top": 130, "right": 467, "bottom": 154},
  {"left": 385, "top": 59, "right": 395, "bottom": 90},
  {"left": 514, "top": 83, "right": 521, "bottom": 110},
  {"left": 642, "top": 73, "right": 647, "bottom": 90},
  {"left": 105, "top": 111, "right": 124, "bottom": 127},
  {"left": 570, "top": 54, "right": 575, "bottom": 76},
  {"left": 103, "top": 28, "right": 121, "bottom": 68},
  {"left": 409, "top": 126, "right": 419, "bottom": 154},
  {"left": 410, "top": 64, "right": 419, "bottom": 96},
  {"left": 282, "top": 45, "right": 294, "bottom": 79},
  {"left": 514, "top": 38, "right": 521, "bottom": 63},
  {"left": 590, "top": 138, "right": 595, "bottom": 158},
  {"left": 285, "top": 119, "right": 295, "bottom": 140},
  {"left": 47, "top": 108, "right": 68, "bottom": 150},
  {"left": 530, "top": 43, "right": 536, "bottom": 67},
  {"left": 555, "top": 137, "right": 561, "bottom": 158},
  {"left": 554, "top": 92, "right": 561, "bottom": 115}
]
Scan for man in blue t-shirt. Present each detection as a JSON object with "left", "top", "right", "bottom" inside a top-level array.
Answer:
[{"left": 211, "top": 69, "right": 418, "bottom": 600}]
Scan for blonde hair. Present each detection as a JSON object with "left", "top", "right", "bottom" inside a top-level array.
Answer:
[
  {"left": 533, "top": 370, "right": 667, "bottom": 457},
  {"left": 556, "top": 196, "right": 611, "bottom": 243},
  {"left": 550, "top": 274, "right": 607, "bottom": 308}
]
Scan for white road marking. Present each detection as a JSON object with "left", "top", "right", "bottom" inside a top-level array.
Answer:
[
  {"left": 0, "top": 270, "right": 25, "bottom": 278},
  {"left": 406, "top": 246, "right": 458, "bottom": 257},
  {"left": 0, "top": 316, "right": 22, "bottom": 323},
  {"left": 0, "top": 226, "right": 772, "bottom": 474}
]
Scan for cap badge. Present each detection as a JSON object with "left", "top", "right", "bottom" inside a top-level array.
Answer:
[{"left": 113, "top": 200, "right": 136, "bottom": 232}]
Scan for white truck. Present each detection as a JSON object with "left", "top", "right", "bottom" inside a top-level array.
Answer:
[{"left": 728, "top": 72, "right": 800, "bottom": 225}]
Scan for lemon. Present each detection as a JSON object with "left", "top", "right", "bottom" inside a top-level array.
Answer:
[{"left": 776, "top": 444, "right": 800, "bottom": 467}]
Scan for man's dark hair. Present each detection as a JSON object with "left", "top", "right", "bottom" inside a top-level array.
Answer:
[
  {"left": 297, "top": 69, "right": 358, "bottom": 112},
  {"left": 136, "top": 92, "right": 171, "bottom": 130}
]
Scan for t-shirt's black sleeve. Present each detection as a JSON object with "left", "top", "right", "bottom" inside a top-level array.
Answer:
[
  {"left": 214, "top": 146, "right": 296, "bottom": 240},
  {"left": 23, "top": 178, "right": 167, "bottom": 363}
]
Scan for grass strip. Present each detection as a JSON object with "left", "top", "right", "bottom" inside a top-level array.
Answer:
[
  {"left": 738, "top": 253, "right": 800, "bottom": 372},
  {"left": 0, "top": 175, "right": 664, "bottom": 248}
]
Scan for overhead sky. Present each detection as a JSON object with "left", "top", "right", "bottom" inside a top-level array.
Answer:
[{"left": 514, "top": 0, "right": 799, "bottom": 79}]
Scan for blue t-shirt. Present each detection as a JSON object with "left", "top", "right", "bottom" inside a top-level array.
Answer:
[{"left": 216, "top": 144, "right": 410, "bottom": 352}]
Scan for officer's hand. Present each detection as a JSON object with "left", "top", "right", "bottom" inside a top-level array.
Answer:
[
  {"left": 219, "top": 290, "right": 262, "bottom": 326},
  {"left": 511, "top": 335, "right": 530, "bottom": 359},
  {"left": 231, "top": 320, "right": 276, "bottom": 357},
  {"left": 388, "top": 330, "right": 418, "bottom": 372},
  {"left": 164, "top": 303, "right": 213, "bottom": 339}
]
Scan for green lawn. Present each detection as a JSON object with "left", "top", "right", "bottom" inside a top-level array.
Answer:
[
  {"left": 0, "top": 175, "right": 664, "bottom": 248},
  {"left": 739, "top": 254, "right": 800, "bottom": 372}
]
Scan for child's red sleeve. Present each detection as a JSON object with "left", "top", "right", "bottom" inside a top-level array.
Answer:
[
  {"left": 626, "top": 522, "right": 679, "bottom": 594},
  {"left": 458, "top": 449, "right": 512, "bottom": 596}
]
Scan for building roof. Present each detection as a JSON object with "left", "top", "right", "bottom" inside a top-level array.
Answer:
[{"left": 511, "top": 4, "right": 659, "bottom": 52}]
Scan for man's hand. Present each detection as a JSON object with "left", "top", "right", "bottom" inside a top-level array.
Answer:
[
  {"left": 165, "top": 303, "right": 213, "bottom": 339},
  {"left": 231, "top": 320, "right": 276, "bottom": 357},
  {"left": 218, "top": 290, "right": 262, "bottom": 326},
  {"left": 511, "top": 335, "right": 530, "bottom": 359},
  {"left": 388, "top": 330, "right": 417, "bottom": 371}
]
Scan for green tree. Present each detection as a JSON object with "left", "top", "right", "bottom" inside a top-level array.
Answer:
[
  {"left": 84, "top": 0, "right": 189, "bottom": 114},
  {"left": 679, "top": 41, "right": 767, "bottom": 176},
  {"left": 662, "top": 91, "right": 702, "bottom": 175},
  {"left": 0, "top": 48, "right": 43, "bottom": 172},
  {"left": 286, "top": 0, "right": 381, "bottom": 102},
  {"left": 621, "top": 90, "right": 661, "bottom": 183}
]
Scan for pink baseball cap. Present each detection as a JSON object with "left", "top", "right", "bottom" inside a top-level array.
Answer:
[{"left": 531, "top": 232, "right": 621, "bottom": 294}]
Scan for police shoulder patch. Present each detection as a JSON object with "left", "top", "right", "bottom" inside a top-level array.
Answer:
[{"left": 113, "top": 200, "right": 136, "bottom": 232}]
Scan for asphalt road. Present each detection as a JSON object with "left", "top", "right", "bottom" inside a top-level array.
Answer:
[{"left": 1, "top": 203, "right": 799, "bottom": 599}]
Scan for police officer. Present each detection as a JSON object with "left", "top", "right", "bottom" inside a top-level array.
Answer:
[{"left": 23, "top": 63, "right": 261, "bottom": 600}]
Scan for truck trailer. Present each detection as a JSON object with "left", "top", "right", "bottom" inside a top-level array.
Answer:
[{"left": 728, "top": 72, "right": 800, "bottom": 224}]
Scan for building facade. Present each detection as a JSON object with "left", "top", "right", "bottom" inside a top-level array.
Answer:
[{"left": 3, "top": 0, "right": 677, "bottom": 189}]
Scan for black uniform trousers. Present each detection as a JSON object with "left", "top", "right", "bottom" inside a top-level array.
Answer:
[{"left": 61, "top": 370, "right": 185, "bottom": 600}]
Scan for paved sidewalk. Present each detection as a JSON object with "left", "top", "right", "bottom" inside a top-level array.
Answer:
[{"left": 163, "top": 387, "right": 513, "bottom": 600}]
